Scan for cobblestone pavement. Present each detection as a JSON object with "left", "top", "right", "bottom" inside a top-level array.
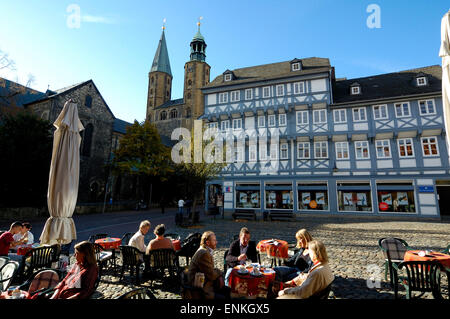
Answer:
[{"left": 89, "top": 215, "right": 450, "bottom": 299}]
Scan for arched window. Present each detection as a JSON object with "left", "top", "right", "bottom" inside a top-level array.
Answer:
[
  {"left": 170, "top": 109, "right": 178, "bottom": 119},
  {"left": 85, "top": 95, "right": 92, "bottom": 108},
  {"left": 81, "top": 123, "right": 94, "bottom": 157},
  {"left": 160, "top": 111, "right": 167, "bottom": 121}
]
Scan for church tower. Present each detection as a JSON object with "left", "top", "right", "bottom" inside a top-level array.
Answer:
[
  {"left": 183, "top": 20, "right": 210, "bottom": 123},
  {"left": 146, "top": 27, "right": 172, "bottom": 122}
]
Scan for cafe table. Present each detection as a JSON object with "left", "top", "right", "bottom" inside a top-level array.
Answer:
[
  {"left": 404, "top": 250, "right": 450, "bottom": 269},
  {"left": 95, "top": 237, "right": 122, "bottom": 271},
  {"left": 16, "top": 243, "right": 41, "bottom": 256},
  {"left": 256, "top": 239, "right": 289, "bottom": 267},
  {"left": 228, "top": 265, "right": 282, "bottom": 299}
]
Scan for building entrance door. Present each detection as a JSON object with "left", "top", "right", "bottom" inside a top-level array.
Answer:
[{"left": 437, "top": 186, "right": 450, "bottom": 216}]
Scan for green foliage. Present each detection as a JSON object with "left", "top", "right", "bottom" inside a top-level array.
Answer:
[{"left": 0, "top": 112, "right": 53, "bottom": 208}]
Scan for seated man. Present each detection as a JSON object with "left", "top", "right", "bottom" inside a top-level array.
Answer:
[
  {"left": 277, "top": 240, "right": 334, "bottom": 299},
  {"left": 128, "top": 220, "right": 151, "bottom": 253},
  {"left": 146, "top": 224, "right": 174, "bottom": 254},
  {"left": 187, "top": 231, "right": 229, "bottom": 299},
  {"left": 224, "top": 227, "right": 258, "bottom": 287},
  {"left": 0, "top": 221, "right": 27, "bottom": 273}
]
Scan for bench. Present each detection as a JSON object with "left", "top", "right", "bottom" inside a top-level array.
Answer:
[
  {"left": 267, "top": 210, "right": 295, "bottom": 221},
  {"left": 232, "top": 209, "right": 257, "bottom": 221}
]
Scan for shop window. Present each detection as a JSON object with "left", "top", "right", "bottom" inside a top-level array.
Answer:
[
  {"left": 265, "top": 184, "right": 293, "bottom": 209},
  {"left": 337, "top": 182, "right": 372, "bottom": 212},
  {"left": 298, "top": 183, "right": 328, "bottom": 211},
  {"left": 377, "top": 182, "right": 415, "bottom": 213},
  {"left": 236, "top": 183, "right": 260, "bottom": 209}
]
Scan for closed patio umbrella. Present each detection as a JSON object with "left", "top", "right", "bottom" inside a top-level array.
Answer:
[
  {"left": 440, "top": 10, "right": 450, "bottom": 154},
  {"left": 40, "top": 100, "right": 84, "bottom": 245}
]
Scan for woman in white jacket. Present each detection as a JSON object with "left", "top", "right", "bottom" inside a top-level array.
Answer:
[{"left": 277, "top": 240, "right": 334, "bottom": 299}]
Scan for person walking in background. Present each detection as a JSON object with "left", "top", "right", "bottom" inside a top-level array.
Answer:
[
  {"left": 178, "top": 198, "right": 185, "bottom": 215},
  {"left": 128, "top": 220, "right": 151, "bottom": 253}
]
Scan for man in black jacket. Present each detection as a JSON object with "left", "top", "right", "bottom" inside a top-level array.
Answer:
[{"left": 224, "top": 227, "right": 258, "bottom": 287}]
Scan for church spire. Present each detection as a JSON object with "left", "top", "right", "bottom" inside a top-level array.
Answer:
[
  {"left": 190, "top": 17, "right": 206, "bottom": 62},
  {"left": 151, "top": 22, "right": 172, "bottom": 77}
]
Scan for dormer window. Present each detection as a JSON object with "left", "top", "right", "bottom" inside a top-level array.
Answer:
[
  {"left": 224, "top": 74, "right": 232, "bottom": 82},
  {"left": 416, "top": 76, "right": 427, "bottom": 86},
  {"left": 350, "top": 83, "right": 361, "bottom": 95},
  {"left": 292, "top": 63, "right": 300, "bottom": 71}
]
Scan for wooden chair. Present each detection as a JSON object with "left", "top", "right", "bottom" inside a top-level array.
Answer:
[
  {"left": 392, "top": 260, "right": 443, "bottom": 299},
  {"left": 116, "top": 287, "right": 157, "bottom": 299},
  {"left": 119, "top": 245, "right": 144, "bottom": 285},
  {"left": 144, "top": 248, "right": 180, "bottom": 287}
]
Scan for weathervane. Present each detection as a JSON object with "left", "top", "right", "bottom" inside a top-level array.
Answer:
[
  {"left": 197, "top": 16, "right": 203, "bottom": 30},
  {"left": 162, "top": 18, "right": 166, "bottom": 30}
]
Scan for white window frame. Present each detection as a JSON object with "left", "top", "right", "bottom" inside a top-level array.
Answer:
[
  {"left": 296, "top": 111, "right": 309, "bottom": 125},
  {"left": 297, "top": 142, "right": 310, "bottom": 159},
  {"left": 280, "top": 143, "right": 288, "bottom": 160},
  {"left": 221, "top": 120, "right": 230, "bottom": 132},
  {"left": 333, "top": 109, "right": 347, "bottom": 124},
  {"left": 373, "top": 104, "right": 388, "bottom": 120},
  {"left": 224, "top": 74, "right": 232, "bottom": 82},
  {"left": 249, "top": 144, "right": 257, "bottom": 162},
  {"left": 421, "top": 136, "right": 439, "bottom": 157},
  {"left": 232, "top": 118, "right": 242, "bottom": 130},
  {"left": 276, "top": 85, "right": 285, "bottom": 96},
  {"left": 352, "top": 107, "right": 367, "bottom": 122},
  {"left": 419, "top": 99, "right": 436, "bottom": 116},
  {"left": 245, "top": 89, "right": 252, "bottom": 100},
  {"left": 397, "top": 138, "right": 415, "bottom": 158},
  {"left": 314, "top": 141, "right": 328, "bottom": 159},
  {"left": 416, "top": 77, "right": 427, "bottom": 86},
  {"left": 355, "top": 141, "right": 370, "bottom": 159},
  {"left": 208, "top": 122, "right": 218, "bottom": 129},
  {"left": 335, "top": 142, "right": 349, "bottom": 160},
  {"left": 219, "top": 92, "right": 228, "bottom": 104},
  {"left": 395, "top": 102, "right": 411, "bottom": 118},
  {"left": 263, "top": 86, "right": 271, "bottom": 98},
  {"left": 293, "top": 82, "right": 305, "bottom": 94},
  {"left": 258, "top": 115, "right": 265, "bottom": 128},
  {"left": 278, "top": 113, "right": 287, "bottom": 126},
  {"left": 259, "top": 144, "right": 267, "bottom": 161},
  {"left": 292, "top": 62, "right": 300, "bottom": 71},
  {"left": 230, "top": 90, "right": 240, "bottom": 102},
  {"left": 313, "top": 109, "right": 327, "bottom": 124},
  {"left": 375, "top": 139, "right": 391, "bottom": 159},
  {"left": 351, "top": 86, "right": 361, "bottom": 95},
  {"left": 268, "top": 114, "right": 276, "bottom": 127}
]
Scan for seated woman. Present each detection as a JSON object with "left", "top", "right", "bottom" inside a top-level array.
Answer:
[
  {"left": 50, "top": 241, "right": 98, "bottom": 299},
  {"left": 273, "top": 229, "right": 313, "bottom": 282},
  {"left": 146, "top": 224, "right": 174, "bottom": 254},
  {"left": 277, "top": 240, "right": 334, "bottom": 299}
]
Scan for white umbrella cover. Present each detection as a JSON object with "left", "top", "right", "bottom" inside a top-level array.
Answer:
[
  {"left": 440, "top": 10, "right": 450, "bottom": 156},
  {"left": 40, "top": 100, "right": 84, "bottom": 245}
]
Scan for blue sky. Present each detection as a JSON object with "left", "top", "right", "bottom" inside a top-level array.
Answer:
[{"left": 0, "top": 0, "right": 449, "bottom": 123}]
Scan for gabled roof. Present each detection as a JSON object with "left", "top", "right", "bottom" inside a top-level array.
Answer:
[
  {"left": 154, "top": 98, "right": 184, "bottom": 110},
  {"left": 113, "top": 118, "right": 133, "bottom": 134},
  {"left": 24, "top": 79, "right": 116, "bottom": 119},
  {"left": 205, "top": 57, "right": 331, "bottom": 89},
  {"left": 332, "top": 65, "right": 442, "bottom": 104},
  {"left": 150, "top": 30, "right": 172, "bottom": 77},
  {"left": 0, "top": 77, "right": 46, "bottom": 108}
]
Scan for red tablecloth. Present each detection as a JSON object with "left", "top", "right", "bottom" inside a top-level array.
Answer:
[
  {"left": 172, "top": 239, "right": 181, "bottom": 252},
  {"left": 0, "top": 290, "right": 29, "bottom": 299},
  {"left": 16, "top": 244, "right": 41, "bottom": 256},
  {"left": 256, "top": 239, "right": 289, "bottom": 259},
  {"left": 404, "top": 250, "right": 450, "bottom": 269},
  {"left": 228, "top": 266, "right": 280, "bottom": 298},
  {"left": 95, "top": 238, "right": 122, "bottom": 250}
]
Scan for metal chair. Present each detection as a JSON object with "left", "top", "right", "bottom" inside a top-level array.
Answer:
[
  {"left": 88, "top": 233, "right": 108, "bottom": 243},
  {"left": 0, "top": 261, "right": 19, "bottom": 292},
  {"left": 119, "top": 245, "right": 144, "bottom": 285},
  {"left": 116, "top": 287, "right": 157, "bottom": 299},
  {"left": 392, "top": 260, "right": 444, "bottom": 299},
  {"left": 18, "top": 268, "right": 61, "bottom": 297},
  {"left": 0, "top": 256, "right": 10, "bottom": 270},
  {"left": 121, "top": 232, "right": 134, "bottom": 246},
  {"left": 176, "top": 233, "right": 201, "bottom": 266},
  {"left": 144, "top": 248, "right": 180, "bottom": 287},
  {"left": 93, "top": 243, "right": 113, "bottom": 277},
  {"left": 378, "top": 237, "right": 409, "bottom": 287}
]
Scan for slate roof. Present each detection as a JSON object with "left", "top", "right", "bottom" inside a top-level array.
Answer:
[
  {"left": 332, "top": 65, "right": 442, "bottom": 105},
  {"left": 113, "top": 118, "right": 133, "bottom": 134},
  {"left": 205, "top": 57, "right": 331, "bottom": 89},
  {"left": 0, "top": 77, "right": 46, "bottom": 108},
  {"left": 150, "top": 30, "right": 172, "bottom": 77},
  {"left": 154, "top": 98, "right": 184, "bottom": 110}
]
